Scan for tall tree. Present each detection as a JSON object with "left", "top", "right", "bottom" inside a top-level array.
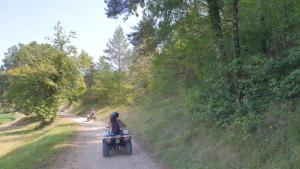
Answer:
[
  {"left": 46, "top": 21, "right": 77, "bottom": 56},
  {"left": 2, "top": 44, "right": 24, "bottom": 70},
  {"left": 207, "top": 0, "right": 226, "bottom": 58},
  {"left": 232, "top": 0, "right": 241, "bottom": 103},
  {"left": 259, "top": 0, "right": 268, "bottom": 55},
  {"left": 78, "top": 50, "right": 95, "bottom": 88},
  {"left": 104, "top": 26, "right": 129, "bottom": 72}
]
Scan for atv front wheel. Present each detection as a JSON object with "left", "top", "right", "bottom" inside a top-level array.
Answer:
[
  {"left": 125, "top": 141, "right": 132, "bottom": 155},
  {"left": 103, "top": 142, "right": 110, "bottom": 157}
]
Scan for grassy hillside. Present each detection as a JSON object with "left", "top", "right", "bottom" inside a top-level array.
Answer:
[
  {"left": 0, "top": 116, "right": 77, "bottom": 169},
  {"left": 69, "top": 98, "right": 300, "bottom": 169},
  {"left": 124, "top": 98, "right": 300, "bottom": 169}
]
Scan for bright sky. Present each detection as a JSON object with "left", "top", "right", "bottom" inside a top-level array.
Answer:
[{"left": 0, "top": 0, "right": 140, "bottom": 63}]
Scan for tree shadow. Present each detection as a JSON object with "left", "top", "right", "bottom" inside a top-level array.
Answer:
[
  {"left": 0, "top": 127, "right": 37, "bottom": 137},
  {"left": 0, "top": 123, "right": 74, "bottom": 142},
  {"left": 0, "top": 116, "right": 41, "bottom": 133}
]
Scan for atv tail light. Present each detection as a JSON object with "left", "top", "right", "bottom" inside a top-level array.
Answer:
[{"left": 123, "top": 135, "right": 131, "bottom": 141}]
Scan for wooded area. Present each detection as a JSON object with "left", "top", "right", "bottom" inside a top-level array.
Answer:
[
  {"left": 103, "top": 0, "right": 300, "bottom": 133},
  {"left": 0, "top": 1, "right": 299, "bottom": 167},
  {"left": 0, "top": 0, "right": 299, "bottom": 131}
]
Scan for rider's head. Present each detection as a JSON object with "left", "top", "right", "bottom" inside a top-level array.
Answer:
[{"left": 110, "top": 112, "right": 119, "bottom": 121}]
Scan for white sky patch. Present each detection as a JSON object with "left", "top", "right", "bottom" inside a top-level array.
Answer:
[{"left": 48, "top": 7, "right": 77, "bottom": 21}]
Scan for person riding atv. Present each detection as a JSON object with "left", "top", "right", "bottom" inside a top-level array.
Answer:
[
  {"left": 102, "top": 112, "right": 132, "bottom": 157},
  {"left": 86, "top": 110, "right": 96, "bottom": 121},
  {"left": 107, "top": 112, "right": 126, "bottom": 134}
]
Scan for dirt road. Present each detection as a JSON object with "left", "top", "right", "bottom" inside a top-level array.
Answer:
[{"left": 51, "top": 114, "right": 165, "bottom": 169}]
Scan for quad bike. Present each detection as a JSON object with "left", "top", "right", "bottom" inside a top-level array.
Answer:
[
  {"left": 102, "top": 129, "right": 132, "bottom": 157},
  {"left": 87, "top": 111, "right": 96, "bottom": 121}
]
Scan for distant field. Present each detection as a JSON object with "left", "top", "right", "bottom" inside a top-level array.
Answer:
[{"left": 0, "top": 113, "right": 15, "bottom": 125}]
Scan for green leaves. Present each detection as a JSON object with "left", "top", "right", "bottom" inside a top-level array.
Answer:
[
  {"left": 104, "top": 26, "right": 129, "bottom": 72},
  {"left": 3, "top": 43, "right": 85, "bottom": 123},
  {"left": 280, "top": 70, "right": 300, "bottom": 99}
]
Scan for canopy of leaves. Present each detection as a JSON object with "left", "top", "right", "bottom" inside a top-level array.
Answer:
[
  {"left": 105, "top": 0, "right": 300, "bottom": 132},
  {"left": 3, "top": 43, "right": 85, "bottom": 123}
]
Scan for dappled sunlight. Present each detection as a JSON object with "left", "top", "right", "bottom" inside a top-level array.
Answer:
[
  {"left": 71, "top": 117, "right": 87, "bottom": 123},
  {"left": 53, "top": 143, "right": 79, "bottom": 149},
  {"left": 74, "top": 140, "right": 101, "bottom": 145}
]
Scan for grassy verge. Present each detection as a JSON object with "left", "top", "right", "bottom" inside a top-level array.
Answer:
[
  {"left": 0, "top": 117, "right": 77, "bottom": 169},
  {"left": 0, "top": 113, "right": 15, "bottom": 125},
  {"left": 69, "top": 99, "right": 300, "bottom": 168},
  {"left": 123, "top": 98, "right": 300, "bottom": 169}
]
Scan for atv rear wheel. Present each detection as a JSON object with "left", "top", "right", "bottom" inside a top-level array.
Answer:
[
  {"left": 102, "top": 142, "right": 109, "bottom": 157},
  {"left": 125, "top": 141, "right": 132, "bottom": 155}
]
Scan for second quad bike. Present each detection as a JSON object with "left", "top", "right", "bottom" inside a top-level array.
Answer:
[
  {"left": 87, "top": 111, "right": 96, "bottom": 121},
  {"left": 102, "top": 129, "right": 132, "bottom": 157}
]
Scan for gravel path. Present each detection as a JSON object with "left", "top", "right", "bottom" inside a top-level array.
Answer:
[{"left": 50, "top": 114, "right": 165, "bottom": 169}]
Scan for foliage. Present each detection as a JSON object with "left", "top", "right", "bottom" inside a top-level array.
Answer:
[
  {"left": 3, "top": 43, "right": 85, "bottom": 123},
  {"left": 1, "top": 44, "right": 24, "bottom": 70},
  {"left": 104, "top": 26, "right": 129, "bottom": 72},
  {"left": 0, "top": 113, "right": 15, "bottom": 125},
  {"left": 0, "top": 22, "right": 86, "bottom": 123},
  {"left": 81, "top": 26, "right": 132, "bottom": 106},
  {"left": 77, "top": 50, "right": 95, "bottom": 88},
  {"left": 46, "top": 21, "right": 77, "bottom": 56},
  {"left": 105, "top": 0, "right": 300, "bottom": 134}
]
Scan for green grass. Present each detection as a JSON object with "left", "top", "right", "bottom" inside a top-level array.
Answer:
[
  {"left": 0, "top": 118, "right": 77, "bottom": 169},
  {"left": 0, "top": 113, "right": 15, "bottom": 125},
  {"left": 69, "top": 99, "right": 300, "bottom": 169},
  {"left": 123, "top": 98, "right": 300, "bottom": 169}
]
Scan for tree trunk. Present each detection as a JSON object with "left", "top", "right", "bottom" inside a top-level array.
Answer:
[
  {"left": 232, "top": 0, "right": 242, "bottom": 103},
  {"left": 207, "top": 0, "right": 226, "bottom": 59},
  {"left": 259, "top": 0, "right": 268, "bottom": 55},
  {"left": 283, "top": 2, "right": 289, "bottom": 46}
]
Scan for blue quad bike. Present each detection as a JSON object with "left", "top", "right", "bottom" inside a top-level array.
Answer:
[{"left": 102, "top": 129, "right": 133, "bottom": 157}]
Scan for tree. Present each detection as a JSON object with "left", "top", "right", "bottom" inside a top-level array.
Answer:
[
  {"left": 78, "top": 50, "right": 95, "bottom": 88},
  {"left": 46, "top": 21, "right": 77, "bottom": 56},
  {"left": 103, "top": 0, "right": 300, "bottom": 132},
  {"left": 207, "top": 0, "right": 226, "bottom": 59},
  {"left": 3, "top": 43, "right": 85, "bottom": 124},
  {"left": 232, "top": 0, "right": 241, "bottom": 103},
  {"left": 2, "top": 44, "right": 24, "bottom": 70},
  {"left": 104, "top": 26, "right": 129, "bottom": 72}
]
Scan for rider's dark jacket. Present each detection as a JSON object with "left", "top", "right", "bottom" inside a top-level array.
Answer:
[{"left": 108, "top": 119, "right": 126, "bottom": 134}]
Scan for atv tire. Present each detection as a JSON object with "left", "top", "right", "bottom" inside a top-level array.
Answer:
[
  {"left": 103, "top": 142, "right": 109, "bottom": 157},
  {"left": 125, "top": 141, "right": 132, "bottom": 155}
]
